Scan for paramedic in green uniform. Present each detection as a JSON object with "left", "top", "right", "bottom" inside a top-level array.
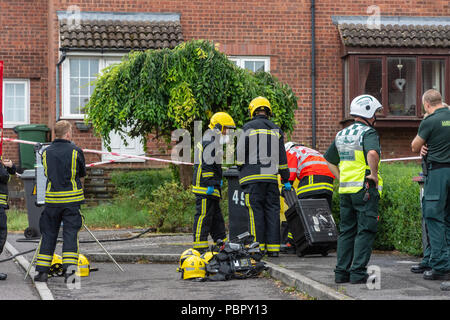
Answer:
[
  {"left": 411, "top": 89, "right": 450, "bottom": 281},
  {"left": 324, "top": 94, "right": 383, "bottom": 284}
]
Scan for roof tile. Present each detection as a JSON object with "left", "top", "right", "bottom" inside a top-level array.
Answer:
[
  {"left": 338, "top": 23, "right": 450, "bottom": 48},
  {"left": 60, "top": 18, "right": 183, "bottom": 50}
]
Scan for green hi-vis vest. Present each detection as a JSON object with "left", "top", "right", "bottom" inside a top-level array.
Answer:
[{"left": 335, "top": 123, "right": 383, "bottom": 196}]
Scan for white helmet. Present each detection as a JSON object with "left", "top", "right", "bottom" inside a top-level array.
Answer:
[
  {"left": 350, "top": 95, "right": 382, "bottom": 119},
  {"left": 285, "top": 142, "right": 296, "bottom": 151}
]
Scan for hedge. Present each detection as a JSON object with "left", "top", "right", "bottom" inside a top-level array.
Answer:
[
  {"left": 112, "top": 163, "right": 424, "bottom": 256},
  {"left": 331, "top": 162, "right": 423, "bottom": 256}
]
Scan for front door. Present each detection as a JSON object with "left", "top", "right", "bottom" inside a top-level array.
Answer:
[{"left": 100, "top": 58, "right": 144, "bottom": 162}]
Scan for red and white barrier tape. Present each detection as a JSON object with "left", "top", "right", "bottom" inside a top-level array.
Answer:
[
  {"left": 3, "top": 137, "right": 422, "bottom": 167},
  {"left": 3, "top": 137, "right": 193, "bottom": 167},
  {"left": 380, "top": 156, "right": 421, "bottom": 162}
]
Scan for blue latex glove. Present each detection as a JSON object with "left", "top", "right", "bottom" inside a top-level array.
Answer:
[
  {"left": 220, "top": 180, "right": 223, "bottom": 188},
  {"left": 206, "top": 186, "right": 214, "bottom": 195},
  {"left": 283, "top": 182, "right": 292, "bottom": 191}
]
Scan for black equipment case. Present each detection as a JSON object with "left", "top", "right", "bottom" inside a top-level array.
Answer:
[{"left": 283, "top": 189, "right": 338, "bottom": 257}]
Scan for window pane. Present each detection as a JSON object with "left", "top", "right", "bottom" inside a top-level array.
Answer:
[
  {"left": 244, "top": 61, "right": 255, "bottom": 72},
  {"left": 69, "top": 58, "right": 99, "bottom": 115},
  {"left": 79, "top": 59, "right": 89, "bottom": 77},
  {"left": 70, "top": 59, "right": 79, "bottom": 77},
  {"left": 254, "top": 61, "right": 265, "bottom": 72},
  {"left": 422, "top": 60, "right": 445, "bottom": 100},
  {"left": 5, "top": 84, "right": 15, "bottom": 98},
  {"left": 4, "top": 83, "right": 26, "bottom": 123},
  {"left": 70, "top": 78, "right": 79, "bottom": 95},
  {"left": 15, "top": 84, "right": 25, "bottom": 97},
  {"left": 79, "top": 77, "right": 89, "bottom": 96},
  {"left": 70, "top": 97, "right": 80, "bottom": 114},
  {"left": 388, "top": 57, "right": 416, "bottom": 116},
  {"left": 358, "top": 58, "right": 382, "bottom": 106},
  {"left": 90, "top": 59, "right": 99, "bottom": 75}
]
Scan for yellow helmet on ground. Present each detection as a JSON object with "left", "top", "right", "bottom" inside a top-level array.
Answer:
[
  {"left": 76, "top": 254, "right": 90, "bottom": 277},
  {"left": 177, "top": 248, "right": 201, "bottom": 272},
  {"left": 181, "top": 255, "right": 206, "bottom": 280},
  {"left": 200, "top": 251, "right": 218, "bottom": 264},
  {"left": 249, "top": 96, "right": 272, "bottom": 118},
  {"left": 49, "top": 254, "right": 63, "bottom": 277},
  {"left": 208, "top": 112, "right": 236, "bottom": 133}
]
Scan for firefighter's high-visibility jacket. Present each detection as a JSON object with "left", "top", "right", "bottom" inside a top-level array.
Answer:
[
  {"left": 236, "top": 115, "right": 290, "bottom": 185},
  {"left": 286, "top": 145, "right": 335, "bottom": 198},
  {"left": 42, "top": 139, "right": 86, "bottom": 207},
  {"left": 192, "top": 137, "right": 222, "bottom": 198}
]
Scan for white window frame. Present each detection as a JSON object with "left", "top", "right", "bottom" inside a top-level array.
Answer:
[
  {"left": 61, "top": 52, "right": 125, "bottom": 119},
  {"left": 228, "top": 56, "right": 270, "bottom": 72},
  {"left": 2, "top": 79, "right": 30, "bottom": 128}
]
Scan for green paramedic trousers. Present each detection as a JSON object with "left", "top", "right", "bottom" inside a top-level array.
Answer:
[
  {"left": 422, "top": 166, "right": 450, "bottom": 273},
  {"left": 334, "top": 183, "right": 379, "bottom": 282}
]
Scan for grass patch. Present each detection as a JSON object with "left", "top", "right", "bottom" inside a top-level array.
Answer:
[
  {"left": 81, "top": 200, "right": 152, "bottom": 229},
  {"left": 6, "top": 209, "right": 28, "bottom": 231}
]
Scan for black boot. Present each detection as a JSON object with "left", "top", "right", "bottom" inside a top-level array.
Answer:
[
  {"left": 410, "top": 264, "right": 431, "bottom": 274},
  {"left": 34, "top": 272, "right": 48, "bottom": 282},
  {"left": 0, "top": 273, "right": 7, "bottom": 280}
]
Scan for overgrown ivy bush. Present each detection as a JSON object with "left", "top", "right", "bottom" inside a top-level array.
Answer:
[
  {"left": 331, "top": 162, "right": 423, "bottom": 256},
  {"left": 85, "top": 40, "right": 298, "bottom": 149}
]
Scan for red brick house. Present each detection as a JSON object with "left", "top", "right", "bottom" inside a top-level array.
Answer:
[{"left": 1, "top": 0, "right": 449, "bottom": 170}]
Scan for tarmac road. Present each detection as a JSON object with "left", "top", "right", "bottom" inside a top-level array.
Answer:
[
  {"left": 5, "top": 232, "right": 303, "bottom": 301},
  {"left": 0, "top": 251, "right": 40, "bottom": 300},
  {"left": 45, "top": 262, "right": 301, "bottom": 300}
]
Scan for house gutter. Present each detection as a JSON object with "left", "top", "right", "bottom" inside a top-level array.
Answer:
[
  {"left": 55, "top": 51, "right": 66, "bottom": 122},
  {"left": 311, "top": 0, "right": 317, "bottom": 149}
]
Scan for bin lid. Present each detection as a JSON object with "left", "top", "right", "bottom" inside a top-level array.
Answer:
[
  {"left": 14, "top": 124, "right": 49, "bottom": 132},
  {"left": 223, "top": 166, "right": 240, "bottom": 177},
  {"left": 20, "top": 169, "right": 36, "bottom": 179}
]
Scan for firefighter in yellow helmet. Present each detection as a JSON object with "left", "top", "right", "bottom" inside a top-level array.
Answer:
[
  {"left": 192, "top": 112, "right": 236, "bottom": 253},
  {"left": 236, "top": 97, "right": 290, "bottom": 257}
]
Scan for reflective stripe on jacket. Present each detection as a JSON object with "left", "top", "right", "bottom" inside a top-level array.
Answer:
[
  {"left": 43, "top": 139, "right": 86, "bottom": 206},
  {"left": 335, "top": 123, "right": 383, "bottom": 195},
  {"left": 192, "top": 139, "right": 221, "bottom": 198},
  {"left": 237, "top": 115, "right": 290, "bottom": 186},
  {"left": 286, "top": 146, "right": 335, "bottom": 181}
]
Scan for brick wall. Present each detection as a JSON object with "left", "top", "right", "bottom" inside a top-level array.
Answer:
[
  {"left": 3, "top": 0, "right": 449, "bottom": 169},
  {"left": 0, "top": 0, "right": 48, "bottom": 166}
]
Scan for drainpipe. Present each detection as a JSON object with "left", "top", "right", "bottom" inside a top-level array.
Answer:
[
  {"left": 55, "top": 51, "right": 66, "bottom": 122},
  {"left": 311, "top": 0, "right": 316, "bottom": 149}
]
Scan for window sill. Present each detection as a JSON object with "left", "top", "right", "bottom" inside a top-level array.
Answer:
[{"left": 340, "top": 117, "right": 422, "bottom": 128}]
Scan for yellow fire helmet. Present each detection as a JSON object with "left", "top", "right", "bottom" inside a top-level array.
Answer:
[
  {"left": 177, "top": 248, "right": 201, "bottom": 272},
  {"left": 208, "top": 112, "right": 236, "bottom": 134},
  {"left": 49, "top": 254, "right": 63, "bottom": 277},
  {"left": 181, "top": 255, "right": 206, "bottom": 280},
  {"left": 200, "top": 251, "right": 218, "bottom": 264},
  {"left": 249, "top": 96, "right": 272, "bottom": 118},
  {"left": 76, "top": 254, "right": 90, "bottom": 277}
]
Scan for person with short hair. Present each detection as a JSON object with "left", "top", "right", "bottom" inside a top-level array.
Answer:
[
  {"left": 34, "top": 120, "right": 86, "bottom": 283},
  {"left": 324, "top": 94, "right": 383, "bottom": 284},
  {"left": 411, "top": 89, "right": 450, "bottom": 282}
]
